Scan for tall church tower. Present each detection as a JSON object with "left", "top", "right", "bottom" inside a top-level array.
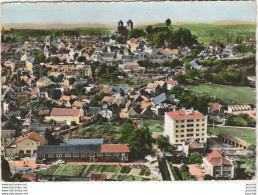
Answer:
[{"left": 127, "top": 19, "right": 133, "bottom": 31}]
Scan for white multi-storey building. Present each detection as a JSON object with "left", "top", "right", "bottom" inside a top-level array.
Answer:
[{"left": 164, "top": 110, "right": 207, "bottom": 145}]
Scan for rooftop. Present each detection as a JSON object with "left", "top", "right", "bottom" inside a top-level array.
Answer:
[
  {"left": 101, "top": 144, "right": 130, "bottom": 153},
  {"left": 50, "top": 108, "right": 81, "bottom": 117},
  {"left": 16, "top": 132, "right": 42, "bottom": 143},
  {"left": 166, "top": 110, "right": 206, "bottom": 120},
  {"left": 66, "top": 139, "right": 104, "bottom": 145}
]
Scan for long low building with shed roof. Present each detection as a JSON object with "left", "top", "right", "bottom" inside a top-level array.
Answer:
[{"left": 36, "top": 139, "right": 130, "bottom": 163}]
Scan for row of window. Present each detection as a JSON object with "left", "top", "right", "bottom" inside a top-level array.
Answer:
[
  {"left": 176, "top": 129, "right": 205, "bottom": 133},
  {"left": 25, "top": 143, "right": 39, "bottom": 145},
  {"left": 39, "top": 153, "right": 121, "bottom": 158},
  {"left": 176, "top": 124, "right": 205, "bottom": 128},
  {"left": 19, "top": 150, "right": 36, "bottom": 154},
  {"left": 176, "top": 119, "right": 205, "bottom": 123},
  {"left": 175, "top": 138, "right": 205, "bottom": 142},
  {"left": 175, "top": 133, "right": 205, "bottom": 138}
]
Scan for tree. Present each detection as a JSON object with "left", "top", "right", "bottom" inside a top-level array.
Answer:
[
  {"left": 119, "top": 120, "right": 153, "bottom": 153},
  {"left": 1, "top": 157, "right": 11, "bottom": 181},
  {"left": 204, "top": 174, "right": 213, "bottom": 180},
  {"left": 128, "top": 29, "right": 146, "bottom": 39},
  {"left": 114, "top": 36, "right": 125, "bottom": 44},
  {"left": 188, "top": 154, "right": 203, "bottom": 164},
  {"left": 155, "top": 136, "right": 174, "bottom": 153},
  {"left": 165, "top": 18, "right": 172, "bottom": 28},
  {"left": 76, "top": 56, "right": 86, "bottom": 62},
  {"left": 146, "top": 25, "right": 153, "bottom": 34},
  {"left": 37, "top": 53, "right": 46, "bottom": 63}
]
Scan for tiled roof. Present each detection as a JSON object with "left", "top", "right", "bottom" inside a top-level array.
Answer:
[
  {"left": 130, "top": 39, "right": 138, "bottom": 44},
  {"left": 146, "top": 83, "right": 159, "bottom": 89},
  {"left": 16, "top": 132, "right": 42, "bottom": 143},
  {"left": 101, "top": 144, "right": 130, "bottom": 153},
  {"left": 31, "top": 89, "right": 39, "bottom": 95},
  {"left": 60, "top": 95, "right": 75, "bottom": 101},
  {"left": 185, "top": 139, "right": 204, "bottom": 149},
  {"left": 218, "top": 134, "right": 250, "bottom": 147},
  {"left": 211, "top": 103, "right": 222, "bottom": 110},
  {"left": 166, "top": 110, "right": 206, "bottom": 120},
  {"left": 102, "top": 96, "right": 120, "bottom": 104},
  {"left": 205, "top": 150, "right": 231, "bottom": 166},
  {"left": 72, "top": 101, "right": 85, "bottom": 108},
  {"left": 166, "top": 80, "right": 177, "bottom": 84},
  {"left": 50, "top": 108, "right": 81, "bottom": 117},
  {"left": 125, "top": 100, "right": 132, "bottom": 108},
  {"left": 141, "top": 101, "right": 154, "bottom": 109}
]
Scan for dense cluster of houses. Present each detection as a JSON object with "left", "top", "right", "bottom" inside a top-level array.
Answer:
[{"left": 1, "top": 21, "right": 256, "bottom": 181}]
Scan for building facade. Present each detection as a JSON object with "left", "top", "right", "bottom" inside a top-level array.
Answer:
[
  {"left": 36, "top": 143, "right": 130, "bottom": 163},
  {"left": 203, "top": 150, "right": 234, "bottom": 179},
  {"left": 164, "top": 110, "right": 207, "bottom": 145}
]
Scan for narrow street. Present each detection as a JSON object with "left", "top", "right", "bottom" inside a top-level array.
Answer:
[{"left": 153, "top": 144, "right": 171, "bottom": 181}]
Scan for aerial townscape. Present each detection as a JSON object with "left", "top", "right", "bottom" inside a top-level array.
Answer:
[{"left": 1, "top": 18, "right": 256, "bottom": 182}]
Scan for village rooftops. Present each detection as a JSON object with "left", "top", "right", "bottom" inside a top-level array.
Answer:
[
  {"left": 166, "top": 110, "right": 206, "bottom": 120},
  {"left": 100, "top": 144, "right": 130, "bottom": 153},
  {"left": 205, "top": 150, "right": 231, "bottom": 166},
  {"left": 16, "top": 132, "right": 42, "bottom": 143},
  {"left": 102, "top": 96, "right": 120, "bottom": 104},
  {"left": 50, "top": 108, "right": 81, "bottom": 117}
]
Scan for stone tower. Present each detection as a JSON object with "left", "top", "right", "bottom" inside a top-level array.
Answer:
[{"left": 127, "top": 19, "right": 133, "bottom": 31}]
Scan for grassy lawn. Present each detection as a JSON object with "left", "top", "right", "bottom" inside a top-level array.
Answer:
[
  {"left": 138, "top": 120, "right": 164, "bottom": 133},
  {"left": 184, "top": 83, "right": 256, "bottom": 105},
  {"left": 53, "top": 165, "right": 85, "bottom": 177},
  {"left": 96, "top": 79, "right": 151, "bottom": 87},
  {"left": 137, "top": 23, "right": 255, "bottom": 46},
  {"left": 208, "top": 127, "right": 256, "bottom": 145},
  {"left": 76, "top": 123, "right": 123, "bottom": 139}
]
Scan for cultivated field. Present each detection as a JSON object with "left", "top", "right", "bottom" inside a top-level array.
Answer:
[{"left": 184, "top": 83, "right": 256, "bottom": 105}]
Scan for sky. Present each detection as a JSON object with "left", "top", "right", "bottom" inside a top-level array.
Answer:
[{"left": 1, "top": 2, "right": 256, "bottom": 24}]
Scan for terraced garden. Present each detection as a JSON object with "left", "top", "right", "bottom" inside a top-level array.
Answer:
[{"left": 37, "top": 164, "right": 157, "bottom": 181}]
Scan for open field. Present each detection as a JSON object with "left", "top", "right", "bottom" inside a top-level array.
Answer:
[
  {"left": 184, "top": 83, "right": 256, "bottom": 105},
  {"left": 138, "top": 120, "right": 164, "bottom": 133},
  {"left": 208, "top": 127, "right": 256, "bottom": 145},
  {"left": 137, "top": 23, "right": 255, "bottom": 46}
]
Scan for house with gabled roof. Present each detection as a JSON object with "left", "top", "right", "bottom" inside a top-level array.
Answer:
[
  {"left": 16, "top": 132, "right": 42, "bottom": 157},
  {"left": 203, "top": 150, "right": 234, "bottom": 179},
  {"left": 45, "top": 108, "right": 84, "bottom": 124}
]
